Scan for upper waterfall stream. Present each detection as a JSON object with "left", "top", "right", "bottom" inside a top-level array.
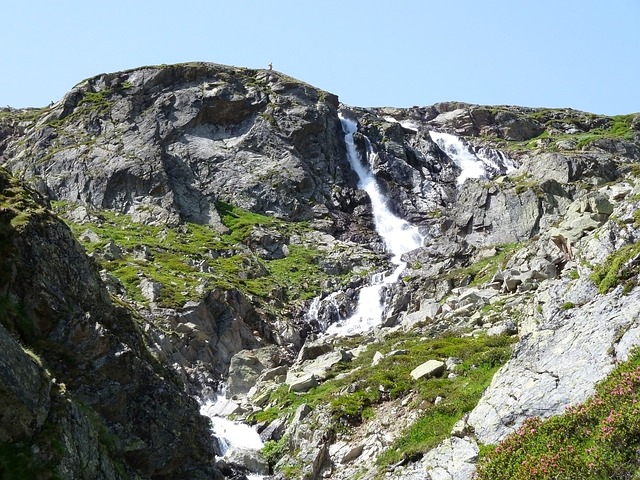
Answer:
[
  {"left": 324, "top": 114, "right": 424, "bottom": 335},
  {"left": 199, "top": 113, "right": 426, "bottom": 479},
  {"left": 428, "top": 130, "right": 517, "bottom": 184}
]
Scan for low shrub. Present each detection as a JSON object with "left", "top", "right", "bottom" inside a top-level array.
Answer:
[{"left": 476, "top": 347, "right": 640, "bottom": 479}]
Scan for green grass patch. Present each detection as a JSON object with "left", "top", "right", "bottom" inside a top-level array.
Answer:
[
  {"left": 497, "top": 111, "right": 636, "bottom": 153},
  {"left": 53, "top": 200, "right": 339, "bottom": 309},
  {"left": 476, "top": 346, "right": 640, "bottom": 479},
  {"left": 252, "top": 332, "right": 515, "bottom": 472},
  {"left": 445, "top": 242, "right": 524, "bottom": 287},
  {"left": 47, "top": 88, "right": 115, "bottom": 129},
  {"left": 262, "top": 434, "right": 290, "bottom": 469},
  {"left": 589, "top": 242, "right": 640, "bottom": 294}
]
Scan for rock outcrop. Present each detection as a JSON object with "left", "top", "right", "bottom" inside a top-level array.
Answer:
[
  {"left": 0, "top": 168, "right": 220, "bottom": 479},
  {"left": 3, "top": 63, "right": 356, "bottom": 231}
]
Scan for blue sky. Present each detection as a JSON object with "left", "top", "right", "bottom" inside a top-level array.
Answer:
[{"left": 3, "top": 1, "right": 639, "bottom": 115}]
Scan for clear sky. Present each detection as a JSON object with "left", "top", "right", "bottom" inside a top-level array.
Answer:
[{"left": 2, "top": 1, "right": 639, "bottom": 115}]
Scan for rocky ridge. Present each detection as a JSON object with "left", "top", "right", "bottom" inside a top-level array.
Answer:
[{"left": 1, "top": 62, "right": 640, "bottom": 479}]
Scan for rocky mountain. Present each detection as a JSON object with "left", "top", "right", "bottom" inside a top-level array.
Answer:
[{"left": 1, "top": 61, "right": 640, "bottom": 479}]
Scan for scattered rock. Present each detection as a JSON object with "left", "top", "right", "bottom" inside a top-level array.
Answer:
[
  {"left": 410, "top": 360, "right": 446, "bottom": 380},
  {"left": 486, "top": 320, "right": 518, "bottom": 337},
  {"left": 287, "top": 372, "right": 318, "bottom": 393},
  {"left": 225, "top": 447, "right": 269, "bottom": 475},
  {"left": 79, "top": 228, "right": 101, "bottom": 243},
  {"left": 260, "top": 416, "right": 288, "bottom": 443},
  {"left": 297, "top": 337, "right": 334, "bottom": 362},
  {"left": 372, "top": 351, "right": 384, "bottom": 367},
  {"left": 139, "top": 278, "right": 162, "bottom": 302}
]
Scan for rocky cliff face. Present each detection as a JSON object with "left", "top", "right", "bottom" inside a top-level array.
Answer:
[
  {"left": 0, "top": 169, "right": 220, "bottom": 478},
  {"left": 2, "top": 63, "right": 353, "bottom": 230},
  {"left": 2, "top": 62, "right": 640, "bottom": 479}
]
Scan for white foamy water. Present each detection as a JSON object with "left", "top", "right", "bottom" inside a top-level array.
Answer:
[
  {"left": 199, "top": 389, "right": 264, "bottom": 454},
  {"left": 429, "top": 131, "right": 486, "bottom": 184},
  {"left": 428, "top": 131, "right": 517, "bottom": 185},
  {"left": 383, "top": 115, "right": 420, "bottom": 132},
  {"left": 325, "top": 114, "right": 424, "bottom": 335}
]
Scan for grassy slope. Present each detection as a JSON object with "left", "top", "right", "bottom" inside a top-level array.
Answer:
[{"left": 53, "top": 200, "right": 352, "bottom": 310}]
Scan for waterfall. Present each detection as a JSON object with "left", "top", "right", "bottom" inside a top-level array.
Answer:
[
  {"left": 199, "top": 388, "right": 266, "bottom": 478},
  {"left": 428, "top": 131, "right": 517, "bottom": 185},
  {"left": 324, "top": 114, "right": 424, "bottom": 335}
]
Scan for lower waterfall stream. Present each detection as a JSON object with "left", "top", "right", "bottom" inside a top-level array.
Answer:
[{"left": 200, "top": 389, "right": 266, "bottom": 479}]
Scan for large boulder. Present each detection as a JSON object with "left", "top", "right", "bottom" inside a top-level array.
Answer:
[
  {"left": 410, "top": 360, "right": 446, "bottom": 380},
  {"left": 468, "top": 277, "right": 640, "bottom": 445},
  {"left": 227, "top": 346, "right": 281, "bottom": 398}
]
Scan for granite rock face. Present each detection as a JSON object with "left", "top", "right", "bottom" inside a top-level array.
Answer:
[{"left": 3, "top": 63, "right": 351, "bottom": 230}]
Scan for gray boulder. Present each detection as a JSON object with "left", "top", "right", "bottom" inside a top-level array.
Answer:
[
  {"left": 139, "top": 278, "right": 162, "bottom": 302},
  {"left": 227, "top": 346, "right": 280, "bottom": 398},
  {"left": 287, "top": 372, "right": 318, "bottom": 393},
  {"left": 225, "top": 447, "right": 269, "bottom": 475},
  {"left": 410, "top": 360, "right": 446, "bottom": 380},
  {"left": 423, "top": 436, "right": 479, "bottom": 480},
  {"left": 469, "top": 277, "right": 640, "bottom": 446}
]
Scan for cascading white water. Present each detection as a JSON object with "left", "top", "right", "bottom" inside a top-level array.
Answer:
[
  {"left": 199, "top": 388, "right": 265, "bottom": 478},
  {"left": 428, "top": 131, "right": 517, "bottom": 185},
  {"left": 325, "top": 114, "right": 424, "bottom": 335}
]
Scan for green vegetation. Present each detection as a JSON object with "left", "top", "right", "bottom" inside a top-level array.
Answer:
[
  {"left": 510, "top": 173, "right": 544, "bottom": 197},
  {"left": 476, "top": 346, "right": 640, "bottom": 480},
  {"left": 262, "top": 435, "right": 290, "bottom": 470},
  {"left": 589, "top": 241, "right": 640, "bottom": 294},
  {"left": 254, "top": 332, "right": 515, "bottom": 471},
  {"left": 0, "top": 442, "right": 61, "bottom": 480},
  {"left": 486, "top": 109, "right": 637, "bottom": 153},
  {"left": 280, "top": 459, "right": 304, "bottom": 479},
  {"left": 633, "top": 208, "right": 640, "bottom": 228},
  {"left": 445, "top": 243, "right": 524, "bottom": 287},
  {"left": 0, "top": 387, "right": 67, "bottom": 480},
  {"left": 53, "top": 200, "right": 344, "bottom": 309},
  {"left": 0, "top": 170, "right": 48, "bottom": 338},
  {"left": 0, "top": 170, "right": 46, "bottom": 228},
  {"left": 561, "top": 302, "right": 576, "bottom": 310},
  {"left": 0, "top": 107, "right": 46, "bottom": 125},
  {"left": 76, "top": 402, "right": 121, "bottom": 457},
  {"left": 46, "top": 87, "right": 115, "bottom": 130}
]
